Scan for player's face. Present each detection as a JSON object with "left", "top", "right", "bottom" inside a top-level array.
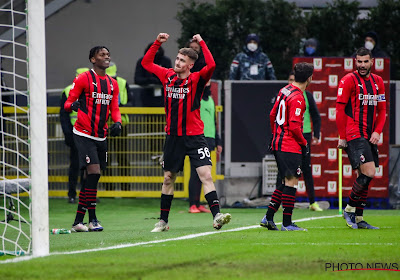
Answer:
[
  {"left": 174, "top": 53, "right": 193, "bottom": 74},
  {"left": 356, "top": 54, "right": 373, "bottom": 77},
  {"left": 91, "top": 48, "right": 110, "bottom": 70},
  {"left": 189, "top": 42, "right": 201, "bottom": 54}
]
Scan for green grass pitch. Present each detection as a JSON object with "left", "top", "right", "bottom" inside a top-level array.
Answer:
[{"left": 1, "top": 198, "right": 399, "bottom": 279}]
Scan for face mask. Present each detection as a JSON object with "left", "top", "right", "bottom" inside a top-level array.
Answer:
[
  {"left": 365, "top": 41, "right": 374, "bottom": 51},
  {"left": 305, "top": 46, "right": 316, "bottom": 55},
  {"left": 247, "top": 43, "right": 258, "bottom": 52}
]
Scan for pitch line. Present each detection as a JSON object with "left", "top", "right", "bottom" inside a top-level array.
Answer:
[{"left": 0, "top": 215, "right": 339, "bottom": 264}]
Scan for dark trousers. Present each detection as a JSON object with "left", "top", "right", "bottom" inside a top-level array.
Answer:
[{"left": 68, "top": 143, "right": 80, "bottom": 199}]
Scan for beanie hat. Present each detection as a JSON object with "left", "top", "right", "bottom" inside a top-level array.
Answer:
[
  {"left": 364, "top": 31, "right": 378, "bottom": 44},
  {"left": 246, "top": 33, "right": 260, "bottom": 44}
]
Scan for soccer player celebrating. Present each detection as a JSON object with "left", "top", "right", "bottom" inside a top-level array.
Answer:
[
  {"left": 142, "top": 33, "right": 231, "bottom": 232},
  {"left": 64, "top": 46, "right": 122, "bottom": 232},
  {"left": 260, "top": 62, "right": 314, "bottom": 231},
  {"left": 336, "top": 47, "right": 386, "bottom": 229}
]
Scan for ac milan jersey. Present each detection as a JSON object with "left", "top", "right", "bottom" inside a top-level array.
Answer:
[
  {"left": 141, "top": 40, "right": 216, "bottom": 136},
  {"left": 270, "top": 84, "right": 307, "bottom": 154},
  {"left": 64, "top": 69, "right": 121, "bottom": 140},
  {"left": 336, "top": 71, "right": 386, "bottom": 141}
]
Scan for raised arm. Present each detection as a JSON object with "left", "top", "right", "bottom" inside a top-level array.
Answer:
[{"left": 194, "top": 34, "right": 216, "bottom": 82}]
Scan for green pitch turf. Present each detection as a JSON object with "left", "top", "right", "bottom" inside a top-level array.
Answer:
[{"left": 1, "top": 198, "right": 399, "bottom": 280}]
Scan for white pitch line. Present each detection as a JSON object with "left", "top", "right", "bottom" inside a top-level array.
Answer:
[{"left": 0, "top": 215, "right": 340, "bottom": 264}]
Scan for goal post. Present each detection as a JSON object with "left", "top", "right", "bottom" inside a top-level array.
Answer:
[
  {"left": 0, "top": 0, "right": 48, "bottom": 257},
  {"left": 28, "top": 0, "right": 49, "bottom": 257}
]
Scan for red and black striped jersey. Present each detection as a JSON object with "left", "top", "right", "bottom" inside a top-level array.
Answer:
[
  {"left": 336, "top": 71, "right": 386, "bottom": 141},
  {"left": 270, "top": 84, "right": 307, "bottom": 154},
  {"left": 64, "top": 69, "right": 121, "bottom": 140},
  {"left": 141, "top": 40, "right": 216, "bottom": 136}
]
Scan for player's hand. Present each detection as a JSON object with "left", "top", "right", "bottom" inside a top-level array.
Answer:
[
  {"left": 216, "top": 145, "right": 223, "bottom": 155},
  {"left": 157, "top": 33, "right": 169, "bottom": 43},
  {"left": 109, "top": 122, "right": 122, "bottom": 137},
  {"left": 311, "top": 136, "right": 319, "bottom": 145},
  {"left": 301, "top": 144, "right": 310, "bottom": 157},
  {"left": 369, "top": 132, "right": 380, "bottom": 145},
  {"left": 192, "top": 34, "right": 203, "bottom": 43},
  {"left": 337, "top": 139, "right": 347, "bottom": 149},
  {"left": 71, "top": 101, "right": 80, "bottom": 112},
  {"left": 268, "top": 134, "right": 274, "bottom": 151}
]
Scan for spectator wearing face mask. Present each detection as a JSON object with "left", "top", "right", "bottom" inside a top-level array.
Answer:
[
  {"left": 354, "top": 31, "right": 388, "bottom": 58},
  {"left": 302, "top": 38, "right": 319, "bottom": 57},
  {"left": 229, "top": 33, "right": 276, "bottom": 80}
]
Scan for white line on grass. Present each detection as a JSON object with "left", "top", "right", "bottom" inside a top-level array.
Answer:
[{"left": 0, "top": 215, "right": 340, "bottom": 264}]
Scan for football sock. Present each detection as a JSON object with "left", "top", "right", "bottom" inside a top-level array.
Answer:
[
  {"left": 355, "top": 176, "right": 370, "bottom": 217},
  {"left": 349, "top": 173, "right": 372, "bottom": 209},
  {"left": 282, "top": 186, "right": 296, "bottom": 227},
  {"left": 160, "top": 194, "right": 173, "bottom": 223},
  {"left": 74, "top": 184, "right": 87, "bottom": 225},
  {"left": 86, "top": 174, "right": 100, "bottom": 222},
  {"left": 266, "top": 184, "right": 284, "bottom": 221},
  {"left": 205, "top": 191, "right": 220, "bottom": 218}
]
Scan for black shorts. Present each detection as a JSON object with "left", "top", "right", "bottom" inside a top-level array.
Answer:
[
  {"left": 346, "top": 137, "right": 379, "bottom": 169},
  {"left": 274, "top": 151, "right": 302, "bottom": 179},
  {"left": 73, "top": 134, "right": 108, "bottom": 170},
  {"left": 163, "top": 134, "right": 212, "bottom": 173}
]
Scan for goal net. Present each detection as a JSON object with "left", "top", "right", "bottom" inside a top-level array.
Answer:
[{"left": 0, "top": 0, "right": 48, "bottom": 257}]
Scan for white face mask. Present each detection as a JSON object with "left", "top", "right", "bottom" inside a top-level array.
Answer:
[
  {"left": 247, "top": 43, "right": 258, "bottom": 52},
  {"left": 365, "top": 41, "right": 374, "bottom": 51}
]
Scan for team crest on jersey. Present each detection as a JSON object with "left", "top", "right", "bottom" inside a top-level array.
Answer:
[
  {"left": 296, "top": 167, "right": 302, "bottom": 176},
  {"left": 295, "top": 108, "right": 301, "bottom": 116},
  {"left": 86, "top": 155, "right": 91, "bottom": 164},
  {"left": 360, "top": 154, "right": 365, "bottom": 163}
]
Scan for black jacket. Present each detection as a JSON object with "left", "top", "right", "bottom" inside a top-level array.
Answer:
[{"left": 134, "top": 43, "right": 172, "bottom": 85}]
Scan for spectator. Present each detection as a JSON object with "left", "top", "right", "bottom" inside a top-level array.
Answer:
[
  {"left": 302, "top": 38, "right": 320, "bottom": 57},
  {"left": 60, "top": 67, "right": 89, "bottom": 204},
  {"left": 134, "top": 43, "right": 172, "bottom": 107},
  {"left": 361, "top": 31, "right": 388, "bottom": 58},
  {"left": 229, "top": 33, "right": 276, "bottom": 80},
  {"left": 186, "top": 39, "right": 206, "bottom": 72}
]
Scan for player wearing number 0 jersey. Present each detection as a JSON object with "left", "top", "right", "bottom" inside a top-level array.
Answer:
[
  {"left": 142, "top": 33, "right": 231, "bottom": 232},
  {"left": 260, "top": 62, "right": 313, "bottom": 232},
  {"left": 270, "top": 84, "right": 307, "bottom": 154}
]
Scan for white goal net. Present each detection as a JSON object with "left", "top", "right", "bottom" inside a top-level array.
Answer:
[{"left": 0, "top": 0, "right": 48, "bottom": 257}]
